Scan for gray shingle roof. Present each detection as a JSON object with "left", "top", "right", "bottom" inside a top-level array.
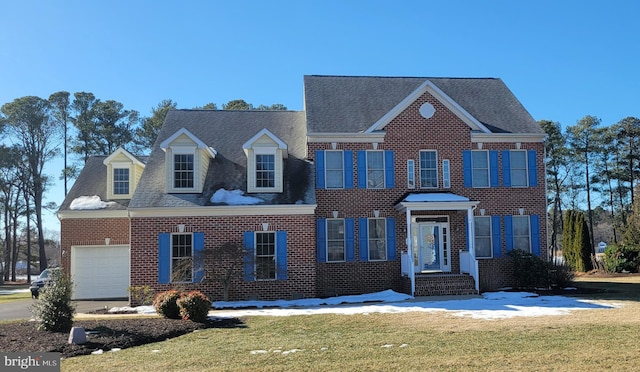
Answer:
[
  {"left": 129, "top": 110, "right": 313, "bottom": 209},
  {"left": 303, "top": 75, "right": 543, "bottom": 134},
  {"left": 58, "top": 156, "right": 129, "bottom": 211}
]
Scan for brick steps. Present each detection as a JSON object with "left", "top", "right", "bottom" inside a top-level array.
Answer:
[{"left": 413, "top": 274, "right": 477, "bottom": 296}]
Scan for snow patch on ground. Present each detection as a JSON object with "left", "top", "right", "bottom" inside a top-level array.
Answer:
[{"left": 210, "top": 189, "right": 263, "bottom": 205}]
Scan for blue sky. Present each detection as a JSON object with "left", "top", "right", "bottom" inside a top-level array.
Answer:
[{"left": 2, "top": 1, "right": 640, "bottom": 232}]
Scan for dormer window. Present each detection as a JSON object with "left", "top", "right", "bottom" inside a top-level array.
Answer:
[
  {"left": 243, "top": 128, "right": 287, "bottom": 193},
  {"left": 103, "top": 148, "right": 145, "bottom": 200},
  {"left": 160, "top": 128, "right": 217, "bottom": 194}
]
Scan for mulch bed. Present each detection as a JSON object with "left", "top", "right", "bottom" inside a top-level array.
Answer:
[{"left": 0, "top": 317, "right": 243, "bottom": 358}]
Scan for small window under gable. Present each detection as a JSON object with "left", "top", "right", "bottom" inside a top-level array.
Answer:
[
  {"left": 103, "top": 147, "right": 146, "bottom": 200},
  {"left": 160, "top": 128, "right": 216, "bottom": 194},
  {"left": 243, "top": 128, "right": 287, "bottom": 193}
]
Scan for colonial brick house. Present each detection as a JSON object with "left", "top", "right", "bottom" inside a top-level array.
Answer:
[{"left": 58, "top": 75, "right": 547, "bottom": 302}]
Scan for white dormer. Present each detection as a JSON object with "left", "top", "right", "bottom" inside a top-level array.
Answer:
[
  {"left": 160, "top": 128, "right": 216, "bottom": 193},
  {"left": 103, "top": 147, "right": 146, "bottom": 199},
  {"left": 242, "top": 128, "right": 287, "bottom": 193}
]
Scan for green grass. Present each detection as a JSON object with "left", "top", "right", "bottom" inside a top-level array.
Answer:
[
  {"left": 62, "top": 275, "right": 640, "bottom": 371},
  {"left": 0, "top": 291, "right": 31, "bottom": 303}
]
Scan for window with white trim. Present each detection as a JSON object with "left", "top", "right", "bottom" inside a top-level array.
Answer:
[
  {"left": 510, "top": 150, "right": 528, "bottom": 187},
  {"left": 255, "top": 154, "right": 275, "bottom": 188},
  {"left": 512, "top": 216, "right": 531, "bottom": 252},
  {"left": 368, "top": 218, "right": 387, "bottom": 260},
  {"left": 419, "top": 150, "right": 438, "bottom": 188},
  {"left": 327, "top": 219, "right": 345, "bottom": 262},
  {"left": 255, "top": 232, "right": 276, "bottom": 280},
  {"left": 172, "top": 233, "right": 193, "bottom": 282},
  {"left": 471, "top": 150, "right": 489, "bottom": 187},
  {"left": 113, "top": 168, "right": 130, "bottom": 195},
  {"left": 474, "top": 216, "right": 492, "bottom": 258},
  {"left": 366, "top": 151, "right": 385, "bottom": 189},
  {"left": 442, "top": 159, "right": 450, "bottom": 188},
  {"left": 407, "top": 159, "right": 415, "bottom": 189},
  {"left": 326, "top": 151, "right": 344, "bottom": 188},
  {"left": 173, "top": 153, "right": 194, "bottom": 189}
]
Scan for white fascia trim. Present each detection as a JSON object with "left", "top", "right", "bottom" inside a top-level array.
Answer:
[
  {"left": 129, "top": 204, "right": 317, "bottom": 218},
  {"left": 471, "top": 132, "right": 548, "bottom": 143},
  {"left": 365, "top": 80, "right": 491, "bottom": 134},
  {"left": 160, "top": 127, "right": 216, "bottom": 158},
  {"left": 57, "top": 210, "right": 130, "bottom": 220},
  {"left": 307, "top": 132, "right": 386, "bottom": 143},
  {"left": 395, "top": 201, "right": 480, "bottom": 213},
  {"left": 103, "top": 147, "right": 146, "bottom": 167}
]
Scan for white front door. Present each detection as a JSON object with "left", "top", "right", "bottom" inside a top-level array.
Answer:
[{"left": 412, "top": 222, "right": 450, "bottom": 272}]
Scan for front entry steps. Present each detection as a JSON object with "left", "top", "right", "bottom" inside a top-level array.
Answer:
[{"left": 412, "top": 273, "right": 477, "bottom": 296}]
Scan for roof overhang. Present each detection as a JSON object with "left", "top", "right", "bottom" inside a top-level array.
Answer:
[
  {"left": 395, "top": 193, "right": 479, "bottom": 213},
  {"left": 471, "top": 132, "right": 547, "bottom": 143},
  {"left": 129, "top": 204, "right": 317, "bottom": 218},
  {"left": 307, "top": 132, "right": 386, "bottom": 143},
  {"left": 57, "top": 210, "right": 129, "bottom": 220}
]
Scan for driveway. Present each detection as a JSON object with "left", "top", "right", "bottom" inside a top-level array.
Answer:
[{"left": 0, "top": 299, "right": 129, "bottom": 321}]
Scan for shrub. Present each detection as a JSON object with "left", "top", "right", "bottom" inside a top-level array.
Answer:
[
  {"left": 128, "top": 285, "right": 156, "bottom": 306},
  {"left": 153, "top": 290, "right": 182, "bottom": 319},
  {"left": 549, "top": 263, "right": 575, "bottom": 288},
  {"left": 176, "top": 291, "right": 211, "bottom": 323},
  {"left": 603, "top": 244, "right": 640, "bottom": 273},
  {"left": 30, "top": 268, "right": 76, "bottom": 332},
  {"left": 508, "top": 249, "right": 552, "bottom": 288}
]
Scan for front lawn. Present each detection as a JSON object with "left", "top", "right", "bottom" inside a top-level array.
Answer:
[{"left": 61, "top": 275, "right": 640, "bottom": 371}]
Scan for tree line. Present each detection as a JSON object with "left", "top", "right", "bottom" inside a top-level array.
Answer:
[
  {"left": 0, "top": 93, "right": 286, "bottom": 281},
  {"left": 542, "top": 115, "right": 640, "bottom": 263}
]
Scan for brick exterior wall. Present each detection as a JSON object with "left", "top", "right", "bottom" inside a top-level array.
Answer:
[
  {"left": 129, "top": 214, "right": 316, "bottom": 304},
  {"left": 311, "top": 90, "right": 547, "bottom": 295},
  {"left": 60, "top": 217, "right": 130, "bottom": 276}
]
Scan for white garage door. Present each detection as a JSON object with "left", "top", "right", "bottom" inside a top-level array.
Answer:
[{"left": 71, "top": 245, "right": 130, "bottom": 300}]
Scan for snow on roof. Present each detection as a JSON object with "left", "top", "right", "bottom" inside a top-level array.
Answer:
[
  {"left": 210, "top": 188, "right": 263, "bottom": 205},
  {"left": 69, "top": 195, "right": 118, "bottom": 210},
  {"left": 403, "top": 193, "right": 470, "bottom": 203}
]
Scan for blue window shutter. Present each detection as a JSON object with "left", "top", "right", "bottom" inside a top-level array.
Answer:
[
  {"left": 386, "top": 218, "right": 396, "bottom": 261},
  {"left": 357, "top": 151, "right": 366, "bottom": 188},
  {"left": 384, "top": 151, "right": 395, "bottom": 188},
  {"left": 490, "top": 150, "right": 499, "bottom": 187},
  {"left": 530, "top": 215, "right": 541, "bottom": 256},
  {"left": 463, "top": 151, "right": 472, "bottom": 187},
  {"left": 492, "top": 216, "right": 502, "bottom": 258},
  {"left": 315, "top": 150, "right": 325, "bottom": 189},
  {"left": 502, "top": 150, "right": 511, "bottom": 187},
  {"left": 317, "top": 219, "right": 327, "bottom": 263},
  {"left": 158, "top": 233, "right": 170, "bottom": 284},
  {"left": 193, "top": 232, "right": 205, "bottom": 283},
  {"left": 344, "top": 150, "right": 354, "bottom": 189},
  {"left": 243, "top": 232, "right": 255, "bottom": 281},
  {"left": 276, "top": 231, "right": 288, "bottom": 280},
  {"left": 345, "top": 218, "right": 355, "bottom": 261},
  {"left": 528, "top": 150, "right": 538, "bottom": 187},
  {"left": 504, "top": 216, "right": 514, "bottom": 252},
  {"left": 359, "top": 218, "right": 368, "bottom": 261}
]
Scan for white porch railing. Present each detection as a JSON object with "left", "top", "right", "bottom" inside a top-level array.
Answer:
[
  {"left": 401, "top": 252, "right": 411, "bottom": 276},
  {"left": 460, "top": 249, "right": 479, "bottom": 292},
  {"left": 460, "top": 250, "right": 470, "bottom": 273}
]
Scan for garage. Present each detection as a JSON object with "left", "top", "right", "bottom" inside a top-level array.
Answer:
[{"left": 71, "top": 245, "right": 130, "bottom": 300}]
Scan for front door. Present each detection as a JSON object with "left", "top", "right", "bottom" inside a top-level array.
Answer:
[{"left": 412, "top": 222, "right": 450, "bottom": 272}]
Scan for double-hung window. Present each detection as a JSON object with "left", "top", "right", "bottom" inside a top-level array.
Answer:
[
  {"left": 368, "top": 218, "right": 387, "bottom": 261},
  {"left": 113, "top": 168, "right": 130, "bottom": 195},
  {"left": 255, "top": 232, "right": 276, "bottom": 280},
  {"left": 173, "top": 153, "right": 194, "bottom": 189},
  {"left": 474, "top": 217, "right": 492, "bottom": 258},
  {"left": 366, "top": 151, "right": 385, "bottom": 189},
  {"left": 326, "top": 151, "right": 344, "bottom": 188},
  {"left": 471, "top": 150, "right": 489, "bottom": 187},
  {"left": 255, "top": 154, "right": 275, "bottom": 188},
  {"left": 327, "top": 219, "right": 345, "bottom": 261},
  {"left": 171, "top": 234, "right": 193, "bottom": 282},
  {"left": 510, "top": 150, "right": 528, "bottom": 187},
  {"left": 419, "top": 150, "right": 438, "bottom": 188},
  {"left": 512, "top": 216, "right": 531, "bottom": 252}
]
